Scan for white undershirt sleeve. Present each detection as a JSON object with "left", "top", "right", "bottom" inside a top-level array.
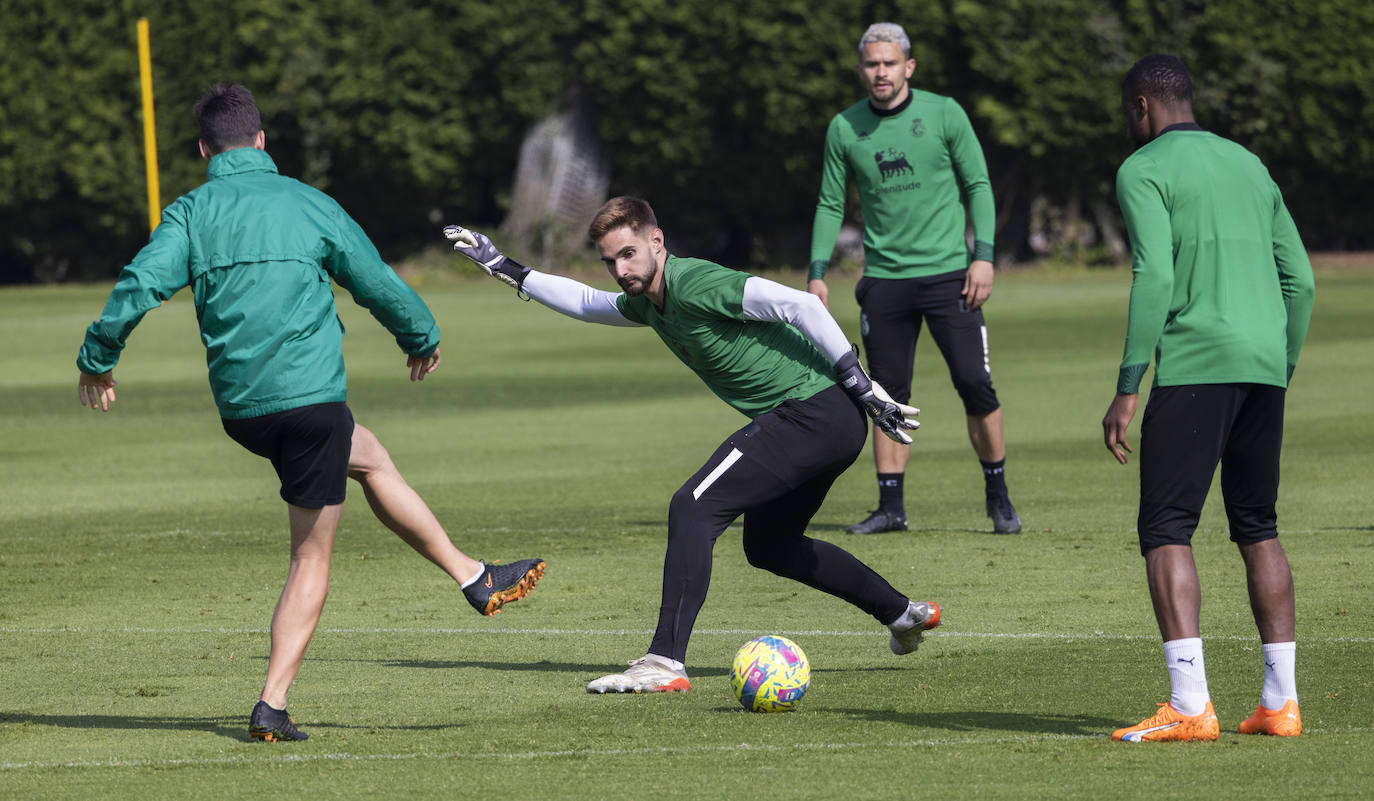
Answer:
[
  {"left": 520, "top": 270, "right": 642, "bottom": 327},
  {"left": 740, "top": 275, "right": 852, "bottom": 365}
]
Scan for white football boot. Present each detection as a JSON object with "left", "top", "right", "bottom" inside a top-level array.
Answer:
[
  {"left": 586, "top": 654, "right": 691, "bottom": 693},
  {"left": 888, "top": 600, "right": 943, "bottom": 655}
]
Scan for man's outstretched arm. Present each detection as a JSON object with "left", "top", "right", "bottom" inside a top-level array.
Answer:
[{"left": 444, "top": 226, "right": 641, "bottom": 327}]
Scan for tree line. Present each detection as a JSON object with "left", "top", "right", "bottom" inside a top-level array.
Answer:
[{"left": 2, "top": 0, "right": 1369, "bottom": 283}]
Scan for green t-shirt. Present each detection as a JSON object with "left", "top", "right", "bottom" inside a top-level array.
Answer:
[
  {"left": 810, "top": 89, "right": 995, "bottom": 279},
  {"left": 1115, "top": 126, "right": 1315, "bottom": 393},
  {"left": 616, "top": 256, "right": 835, "bottom": 418}
]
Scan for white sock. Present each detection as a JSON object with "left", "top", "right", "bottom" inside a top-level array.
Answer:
[
  {"left": 1163, "top": 638, "right": 1210, "bottom": 716},
  {"left": 1260, "top": 641, "right": 1298, "bottom": 710},
  {"left": 459, "top": 564, "right": 486, "bottom": 590},
  {"left": 647, "top": 654, "right": 685, "bottom": 673}
]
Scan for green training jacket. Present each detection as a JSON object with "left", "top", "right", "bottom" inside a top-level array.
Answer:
[
  {"left": 1115, "top": 125, "right": 1315, "bottom": 394},
  {"left": 810, "top": 89, "right": 995, "bottom": 280},
  {"left": 77, "top": 148, "right": 439, "bottom": 419}
]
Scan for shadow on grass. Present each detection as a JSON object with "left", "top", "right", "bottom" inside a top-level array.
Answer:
[
  {"left": 0, "top": 711, "right": 460, "bottom": 742},
  {"left": 1, "top": 712, "right": 245, "bottom": 740},
  {"left": 830, "top": 708, "right": 1117, "bottom": 736},
  {"left": 377, "top": 658, "right": 732, "bottom": 680},
  {"left": 625, "top": 521, "right": 995, "bottom": 536},
  {"left": 806, "top": 523, "right": 1001, "bottom": 535}
]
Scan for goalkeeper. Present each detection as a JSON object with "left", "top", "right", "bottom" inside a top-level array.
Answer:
[{"left": 447, "top": 197, "right": 941, "bottom": 695}]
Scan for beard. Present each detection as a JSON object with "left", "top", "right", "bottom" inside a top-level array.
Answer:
[
  {"left": 869, "top": 79, "right": 902, "bottom": 103},
  {"left": 618, "top": 261, "right": 658, "bottom": 296}
]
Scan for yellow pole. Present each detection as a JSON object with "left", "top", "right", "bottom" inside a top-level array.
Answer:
[{"left": 137, "top": 18, "right": 161, "bottom": 232}]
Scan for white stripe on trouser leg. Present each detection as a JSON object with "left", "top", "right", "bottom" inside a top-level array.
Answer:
[
  {"left": 980, "top": 325, "right": 990, "bottom": 374},
  {"left": 693, "top": 448, "right": 744, "bottom": 500}
]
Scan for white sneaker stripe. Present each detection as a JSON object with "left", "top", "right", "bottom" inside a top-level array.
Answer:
[{"left": 1122, "top": 721, "right": 1180, "bottom": 741}]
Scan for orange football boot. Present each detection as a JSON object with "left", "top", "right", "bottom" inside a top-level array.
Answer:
[
  {"left": 1238, "top": 699, "right": 1302, "bottom": 736},
  {"left": 1112, "top": 701, "right": 1220, "bottom": 742}
]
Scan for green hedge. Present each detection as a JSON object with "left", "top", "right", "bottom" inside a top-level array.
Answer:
[{"left": 1, "top": 0, "right": 1368, "bottom": 282}]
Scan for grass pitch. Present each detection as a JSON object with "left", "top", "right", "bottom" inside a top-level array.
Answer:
[{"left": 1, "top": 264, "right": 1371, "bottom": 799}]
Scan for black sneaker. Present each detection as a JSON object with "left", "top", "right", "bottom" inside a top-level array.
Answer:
[
  {"left": 986, "top": 494, "right": 1022, "bottom": 534},
  {"left": 249, "top": 700, "right": 308, "bottom": 742},
  {"left": 845, "top": 509, "right": 908, "bottom": 535},
  {"left": 463, "top": 558, "right": 546, "bottom": 616}
]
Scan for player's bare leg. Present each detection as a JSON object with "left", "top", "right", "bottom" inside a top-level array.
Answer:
[
  {"left": 873, "top": 427, "right": 911, "bottom": 473},
  {"left": 1237, "top": 538, "right": 1301, "bottom": 734},
  {"left": 1239, "top": 539, "right": 1295, "bottom": 642},
  {"left": 1108, "top": 542, "right": 1220, "bottom": 740},
  {"left": 347, "top": 423, "right": 544, "bottom": 616},
  {"left": 347, "top": 423, "right": 482, "bottom": 584},
  {"left": 1145, "top": 544, "right": 1202, "bottom": 641},
  {"left": 966, "top": 408, "right": 1005, "bottom": 462},
  {"left": 260, "top": 502, "right": 342, "bottom": 710}
]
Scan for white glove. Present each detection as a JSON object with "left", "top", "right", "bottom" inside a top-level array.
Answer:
[
  {"left": 835, "top": 349, "right": 920, "bottom": 444},
  {"left": 865, "top": 380, "right": 921, "bottom": 444},
  {"left": 443, "top": 225, "right": 527, "bottom": 291}
]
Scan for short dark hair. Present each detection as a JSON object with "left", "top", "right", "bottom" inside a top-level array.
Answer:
[
  {"left": 588, "top": 196, "right": 658, "bottom": 242},
  {"left": 1122, "top": 54, "right": 1193, "bottom": 106},
  {"left": 193, "top": 82, "right": 262, "bottom": 154}
]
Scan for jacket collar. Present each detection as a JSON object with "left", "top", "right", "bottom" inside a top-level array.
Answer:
[{"left": 207, "top": 147, "right": 279, "bottom": 179}]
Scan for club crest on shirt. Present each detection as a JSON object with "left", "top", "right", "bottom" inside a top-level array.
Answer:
[
  {"left": 911, "top": 118, "right": 926, "bottom": 137},
  {"left": 874, "top": 148, "right": 914, "bottom": 181}
]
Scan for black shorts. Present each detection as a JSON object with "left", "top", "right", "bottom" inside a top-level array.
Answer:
[
  {"left": 856, "top": 271, "right": 999, "bottom": 416},
  {"left": 1137, "top": 384, "right": 1285, "bottom": 555},
  {"left": 221, "top": 402, "right": 355, "bottom": 509}
]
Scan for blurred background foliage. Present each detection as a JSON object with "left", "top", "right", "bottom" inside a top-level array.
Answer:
[{"left": 1, "top": 0, "right": 1369, "bottom": 282}]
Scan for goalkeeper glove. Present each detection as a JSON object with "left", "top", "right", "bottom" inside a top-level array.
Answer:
[
  {"left": 443, "top": 225, "right": 530, "bottom": 293},
  {"left": 835, "top": 349, "right": 920, "bottom": 444}
]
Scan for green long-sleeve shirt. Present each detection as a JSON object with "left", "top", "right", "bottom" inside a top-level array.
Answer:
[
  {"left": 77, "top": 148, "right": 440, "bottom": 419},
  {"left": 615, "top": 256, "right": 835, "bottom": 418},
  {"left": 1115, "top": 125, "right": 1315, "bottom": 394},
  {"left": 810, "top": 89, "right": 995, "bottom": 280}
]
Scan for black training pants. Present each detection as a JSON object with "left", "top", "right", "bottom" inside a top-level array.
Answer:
[{"left": 649, "top": 385, "right": 911, "bottom": 663}]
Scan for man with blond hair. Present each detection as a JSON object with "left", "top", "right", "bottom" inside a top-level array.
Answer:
[
  {"left": 810, "top": 22, "right": 1019, "bottom": 535},
  {"left": 446, "top": 197, "right": 941, "bottom": 694}
]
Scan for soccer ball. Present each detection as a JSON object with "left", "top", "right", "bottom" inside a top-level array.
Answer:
[{"left": 729, "top": 635, "right": 810, "bottom": 713}]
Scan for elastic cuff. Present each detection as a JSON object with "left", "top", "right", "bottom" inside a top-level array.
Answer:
[
  {"left": 807, "top": 259, "right": 829, "bottom": 282},
  {"left": 973, "top": 240, "right": 994, "bottom": 262},
  {"left": 834, "top": 349, "right": 872, "bottom": 397},
  {"left": 1117, "top": 363, "right": 1148, "bottom": 394},
  {"left": 497, "top": 257, "right": 532, "bottom": 290}
]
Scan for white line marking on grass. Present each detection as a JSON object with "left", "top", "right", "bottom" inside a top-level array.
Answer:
[
  {"left": 3, "top": 728, "right": 1371, "bottom": 772},
  {"left": 3, "top": 626, "right": 1371, "bottom": 643}
]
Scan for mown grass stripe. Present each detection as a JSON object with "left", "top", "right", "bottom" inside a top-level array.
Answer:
[
  {"left": 5, "top": 728, "right": 1369, "bottom": 771},
  {"left": 3, "top": 625, "right": 1370, "bottom": 643}
]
